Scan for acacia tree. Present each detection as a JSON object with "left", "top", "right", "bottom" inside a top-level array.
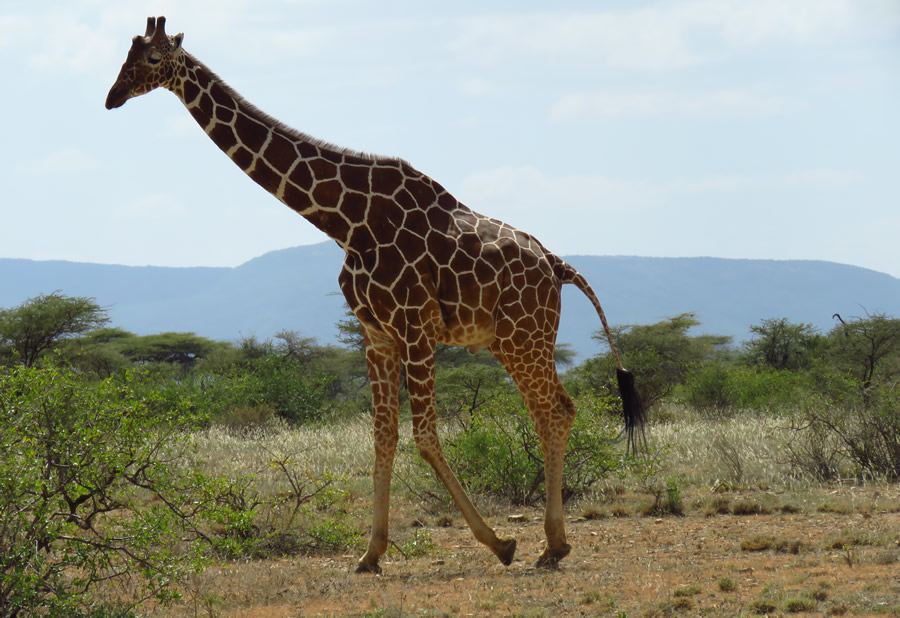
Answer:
[
  {"left": 575, "top": 313, "right": 731, "bottom": 409},
  {"left": 0, "top": 293, "right": 109, "bottom": 367},
  {"left": 829, "top": 312, "right": 900, "bottom": 390},
  {"left": 744, "top": 317, "right": 823, "bottom": 371},
  {"left": 118, "top": 331, "right": 225, "bottom": 369}
]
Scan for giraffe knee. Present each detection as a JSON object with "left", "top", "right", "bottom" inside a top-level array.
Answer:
[
  {"left": 557, "top": 390, "right": 576, "bottom": 423},
  {"left": 374, "top": 424, "right": 399, "bottom": 452},
  {"left": 414, "top": 439, "right": 440, "bottom": 467},
  {"left": 412, "top": 431, "right": 445, "bottom": 468}
]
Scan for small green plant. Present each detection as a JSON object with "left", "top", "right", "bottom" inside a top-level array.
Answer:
[
  {"left": 705, "top": 495, "right": 732, "bottom": 517},
  {"left": 673, "top": 584, "right": 701, "bottom": 597},
  {"left": 824, "top": 528, "right": 877, "bottom": 550},
  {"left": 874, "top": 548, "right": 899, "bottom": 565},
  {"left": 730, "top": 498, "right": 772, "bottom": 515},
  {"left": 304, "top": 515, "right": 364, "bottom": 551},
  {"left": 783, "top": 596, "right": 817, "bottom": 612},
  {"left": 579, "top": 590, "right": 616, "bottom": 608},
  {"left": 741, "top": 535, "right": 773, "bottom": 551},
  {"left": 717, "top": 576, "right": 737, "bottom": 592},
  {"left": 642, "top": 475, "right": 685, "bottom": 516},
  {"left": 807, "top": 583, "right": 829, "bottom": 601},
  {"left": 400, "top": 528, "right": 437, "bottom": 558},
  {"left": 749, "top": 599, "right": 778, "bottom": 614},
  {"left": 740, "top": 535, "right": 802, "bottom": 554}
]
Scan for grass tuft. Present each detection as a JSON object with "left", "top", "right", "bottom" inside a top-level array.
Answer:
[
  {"left": 673, "top": 584, "right": 701, "bottom": 597},
  {"left": 730, "top": 499, "right": 772, "bottom": 515},
  {"left": 749, "top": 599, "right": 777, "bottom": 614},
  {"left": 717, "top": 576, "right": 737, "bottom": 592},
  {"left": 580, "top": 504, "right": 608, "bottom": 520},
  {"left": 778, "top": 502, "right": 802, "bottom": 514},
  {"left": 740, "top": 535, "right": 802, "bottom": 553},
  {"left": 783, "top": 596, "right": 817, "bottom": 612},
  {"left": 824, "top": 528, "right": 877, "bottom": 550}
]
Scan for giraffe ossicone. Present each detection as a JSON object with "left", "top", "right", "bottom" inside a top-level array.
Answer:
[{"left": 107, "top": 16, "right": 644, "bottom": 572}]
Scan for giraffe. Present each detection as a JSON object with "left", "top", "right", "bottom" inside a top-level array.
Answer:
[{"left": 106, "top": 16, "right": 644, "bottom": 572}]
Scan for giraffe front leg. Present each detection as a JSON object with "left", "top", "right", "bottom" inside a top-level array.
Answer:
[
  {"left": 355, "top": 334, "right": 401, "bottom": 574},
  {"left": 405, "top": 350, "right": 517, "bottom": 567}
]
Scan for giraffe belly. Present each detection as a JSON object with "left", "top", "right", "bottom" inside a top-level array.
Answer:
[{"left": 435, "top": 309, "right": 497, "bottom": 352}]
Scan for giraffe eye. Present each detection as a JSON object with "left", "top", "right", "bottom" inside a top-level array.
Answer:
[{"left": 148, "top": 51, "right": 162, "bottom": 65}]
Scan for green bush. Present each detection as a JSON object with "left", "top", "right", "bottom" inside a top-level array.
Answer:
[
  {"left": 680, "top": 363, "right": 805, "bottom": 414},
  {"left": 131, "top": 354, "right": 338, "bottom": 427},
  {"left": 0, "top": 367, "right": 217, "bottom": 616},
  {"left": 437, "top": 392, "right": 628, "bottom": 505},
  {"left": 238, "top": 354, "right": 337, "bottom": 423}
]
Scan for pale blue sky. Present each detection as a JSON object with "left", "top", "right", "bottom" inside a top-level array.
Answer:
[{"left": 2, "top": 1, "right": 899, "bottom": 277}]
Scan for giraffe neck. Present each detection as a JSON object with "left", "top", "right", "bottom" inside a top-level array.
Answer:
[{"left": 169, "top": 52, "right": 408, "bottom": 248}]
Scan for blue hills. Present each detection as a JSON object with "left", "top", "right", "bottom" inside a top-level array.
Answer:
[{"left": 2, "top": 242, "right": 898, "bottom": 360}]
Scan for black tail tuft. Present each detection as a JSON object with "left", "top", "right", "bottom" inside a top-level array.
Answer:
[{"left": 616, "top": 368, "right": 646, "bottom": 454}]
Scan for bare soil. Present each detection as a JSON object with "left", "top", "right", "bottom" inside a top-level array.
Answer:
[{"left": 156, "top": 487, "right": 899, "bottom": 617}]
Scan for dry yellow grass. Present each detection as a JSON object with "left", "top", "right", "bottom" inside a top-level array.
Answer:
[
  {"left": 137, "top": 492, "right": 900, "bottom": 616},
  {"left": 123, "top": 411, "right": 900, "bottom": 616}
]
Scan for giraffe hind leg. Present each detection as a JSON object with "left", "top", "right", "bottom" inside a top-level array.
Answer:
[
  {"left": 531, "top": 386, "right": 577, "bottom": 568},
  {"left": 491, "top": 341, "right": 576, "bottom": 568}
]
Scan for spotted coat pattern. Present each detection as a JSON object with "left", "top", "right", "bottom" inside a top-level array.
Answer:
[{"left": 107, "top": 16, "right": 627, "bottom": 572}]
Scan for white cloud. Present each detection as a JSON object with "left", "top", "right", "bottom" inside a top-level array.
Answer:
[
  {"left": 27, "top": 15, "right": 117, "bottom": 73},
  {"left": 459, "top": 166, "right": 658, "bottom": 218},
  {"left": 668, "top": 169, "right": 863, "bottom": 193},
  {"left": 116, "top": 192, "right": 189, "bottom": 220},
  {"left": 457, "top": 77, "right": 506, "bottom": 97},
  {"left": 695, "top": 0, "right": 873, "bottom": 47},
  {"left": 459, "top": 166, "right": 863, "bottom": 225},
  {"left": 0, "top": 14, "right": 31, "bottom": 49},
  {"left": 782, "top": 169, "right": 864, "bottom": 188},
  {"left": 452, "top": 164, "right": 873, "bottom": 260},
  {"left": 456, "top": 166, "right": 662, "bottom": 256},
  {"left": 15, "top": 149, "right": 99, "bottom": 176},
  {"left": 447, "top": 11, "right": 702, "bottom": 71},
  {"left": 550, "top": 89, "right": 792, "bottom": 122},
  {"left": 446, "top": 0, "right": 894, "bottom": 72}
]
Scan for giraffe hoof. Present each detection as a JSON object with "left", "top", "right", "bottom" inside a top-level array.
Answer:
[
  {"left": 534, "top": 543, "right": 571, "bottom": 569},
  {"left": 495, "top": 536, "right": 517, "bottom": 566},
  {"left": 355, "top": 561, "right": 382, "bottom": 575}
]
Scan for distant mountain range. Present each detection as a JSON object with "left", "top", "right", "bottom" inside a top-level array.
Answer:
[{"left": 2, "top": 242, "right": 898, "bottom": 360}]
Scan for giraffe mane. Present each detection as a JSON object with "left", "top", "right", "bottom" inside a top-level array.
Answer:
[{"left": 185, "top": 52, "right": 408, "bottom": 167}]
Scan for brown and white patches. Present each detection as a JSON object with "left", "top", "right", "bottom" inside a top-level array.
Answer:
[{"left": 111, "top": 18, "right": 623, "bottom": 573}]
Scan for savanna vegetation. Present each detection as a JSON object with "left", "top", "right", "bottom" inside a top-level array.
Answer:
[{"left": 1, "top": 292, "right": 898, "bottom": 616}]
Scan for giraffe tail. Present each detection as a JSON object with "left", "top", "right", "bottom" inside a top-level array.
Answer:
[{"left": 556, "top": 259, "right": 646, "bottom": 453}]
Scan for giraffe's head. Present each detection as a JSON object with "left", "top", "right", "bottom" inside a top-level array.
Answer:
[{"left": 106, "top": 16, "right": 184, "bottom": 110}]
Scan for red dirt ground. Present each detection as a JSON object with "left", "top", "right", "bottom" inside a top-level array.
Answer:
[{"left": 151, "top": 487, "right": 900, "bottom": 617}]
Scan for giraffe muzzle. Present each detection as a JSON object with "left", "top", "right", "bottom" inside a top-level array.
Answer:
[{"left": 105, "top": 85, "right": 130, "bottom": 110}]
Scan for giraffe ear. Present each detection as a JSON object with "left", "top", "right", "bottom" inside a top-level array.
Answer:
[{"left": 173, "top": 32, "right": 184, "bottom": 52}]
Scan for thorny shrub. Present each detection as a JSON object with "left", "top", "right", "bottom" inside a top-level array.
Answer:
[
  {"left": 785, "top": 383, "right": 900, "bottom": 481},
  {"left": 407, "top": 391, "right": 633, "bottom": 507},
  {"left": 0, "top": 367, "right": 216, "bottom": 616}
]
